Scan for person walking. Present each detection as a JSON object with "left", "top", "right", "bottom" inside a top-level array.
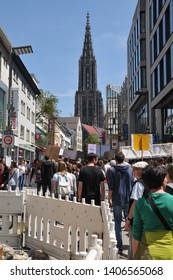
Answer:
[
  {"left": 132, "top": 164, "right": 173, "bottom": 259},
  {"left": 41, "top": 155, "right": 56, "bottom": 196},
  {"left": 35, "top": 160, "right": 42, "bottom": 195},
  {"left": 8, "top": 161, "right": 19, "bottom": 191},
  {"left": 29, "top": 159, "right": 38, "bottom": 186},
  {"left": 51, "top": 160, "right": 71, "bottom": 199},
  {"left": 18, "top": 160, "right": 26, "bottom": 191},
  {"left": 165, "top": 163, "right": 173, "bottom": 195},
  {"left": 107, "top": 151, "right": 134, "bottom": 254},
  {"left": 0, "top": 160, "right": 9, "bottom": 190},
  {"left": 77, "top": 153, "right": 105, "bottom": 206},
  {"left": 124, "top": 161, "right": 149, "bottom": 259}
]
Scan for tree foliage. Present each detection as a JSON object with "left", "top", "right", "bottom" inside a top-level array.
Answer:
[
  {"left": 36, "top": 90, "right": 61, "bottom": 121},
  {"left": 83, "top": 133, "right": 100, "bottom": 155}
]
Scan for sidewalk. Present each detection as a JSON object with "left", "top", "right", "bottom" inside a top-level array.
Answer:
[{"left": 118, "top": 221, "right": 129, "bottom": 259}]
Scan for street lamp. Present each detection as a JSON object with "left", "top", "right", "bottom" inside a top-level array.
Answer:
[
  {"left": 12, "top": 46, "right": 33, "bottom": 56},
  {"left": 7, "top": 45, "right": 33, "bottom": 155}
]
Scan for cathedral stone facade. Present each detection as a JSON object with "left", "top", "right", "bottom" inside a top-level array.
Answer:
[{"left": 74, "top": 13, "right": 104, "bottom": 128}]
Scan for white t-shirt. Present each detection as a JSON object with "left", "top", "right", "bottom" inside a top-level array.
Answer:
[{"left": 130, "top": 181, "right": 144, "bottom": 200}]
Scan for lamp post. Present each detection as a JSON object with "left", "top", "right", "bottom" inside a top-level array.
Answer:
[{"left": 6, "top": 45, "right": 33, "bottom": 157}]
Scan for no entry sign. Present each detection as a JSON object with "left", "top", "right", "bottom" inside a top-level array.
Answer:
[{"left": 2, "top": 135, "right": 14, "bottom": 148}]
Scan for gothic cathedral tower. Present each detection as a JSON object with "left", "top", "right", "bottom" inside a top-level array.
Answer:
[{"left": 74, "top": 13, "right": 104, "bottom": 128}]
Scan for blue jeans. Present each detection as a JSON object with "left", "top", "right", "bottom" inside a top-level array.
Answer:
[
  {"left": 112, "top": 204, "right": 129, "bottom": 250},
  {"left": 19, "top": 174, "right": 24, "bottom": 191},
  {"left": 11, "top": 185, "right": 16, "bottom": 191}
]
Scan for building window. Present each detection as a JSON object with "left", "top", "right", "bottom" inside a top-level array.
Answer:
[
  {"left": 151, "top": 67, "right": 158, "bottom": 98},
  {"left": 157, "top": 64, "right": 160, "bottom": 93},
  {"left": 22, "top": 81, "right": 26, "bottom": 93},
  {"left": 156, "top": 27, "right": 160, "bottom": 56},
  {"left": 151, "top": 72, "right": 155, "bottom": 99},
  {"left": 27, "top": 106, "right": 30, "bottom": 120},
  {"left": 154, "top": 31, "right": 157, "bottom": 61},
  {"left": 140, "top": 12, "right": 146, "bottom": 33},
  {"left": 159, "top": 19, "right": 163, "bottom": 51},
  {"left": 31, "top": 112, "right": 35, "bottom": 124},
  {"left": 27, "top": 89, "right": 31, "bottom": 99},
  {"left": 26, "top": 129, "right": 30, "bottom": 142},
  {"left": 21, "top": 101, "right": 25, "bottom": 116},
  {"left": 13, "top": 69, "right": 18, "bottom": 84},
  {"left": 20, "top": 125, "right": 24, "bottom": 139},
  {"left": 171, "top": 0, "right": 173, "bottom": 33},
  {"left": 166, "top": 47, "right": 171, "bottom": 83},
  {"left": 135, "top": 102, "right": 148, "bottom": 133},
  {"left": 163, "top": 54, "right": 167, "bottom": 86},
  {"left": 165, "top": 3, "right": 170, "bottom": 41},
  {"left": 159, "top": 58, "right": 164, "bottom": 91},
  {"left": 141, "top": 67, "right": 146, "bottom": 88},
  {"left": 171, "top": 44, "right": 173, "bottom": 78},
  {"left": 3, "top": 57, "right": 8, "bottom": 68},
  {"left": 31, "top": 132, "right": 35, "bottom": 144},
  {"left": 140, "top": 39, "right": 146, "bottom": 61}
]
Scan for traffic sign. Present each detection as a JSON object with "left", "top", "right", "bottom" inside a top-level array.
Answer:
[
  {"left": 2, "top": 135, "right": 14, "bottom": 148},
  {"left": 4, "top": 130, "right": 13, "bottom": 135},
  {"left": 112, "top": 139, "right": 118, "bottom": 149}
]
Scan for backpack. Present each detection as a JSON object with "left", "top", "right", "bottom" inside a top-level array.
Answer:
[
  {"left": 36, "top": 169, "right": 42, "bottom": 182},
  {"left": 57, "top": 172, "right": 70, "bottom": 196}
]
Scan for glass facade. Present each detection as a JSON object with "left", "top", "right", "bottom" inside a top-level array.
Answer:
[
  {"left": 151, "top": 0, "right": 173, "bottom": 99},
  {"left": 164, "top": 109, "right": 173, "bottom": 134},
  {"left": 151, "top": 45, "right": 173, "bottom": 99},
  {"left": 128, "top": 0, "right": 173, "bottom": 140},
  {"left": 106, "top": 86, "right": 120, "bottom": 136},
  {"left": 128, "top": 9, "right": 147, "bottom": 106},
  {"left": 135, "top": 102, "right": 148, "bottom": 133}
]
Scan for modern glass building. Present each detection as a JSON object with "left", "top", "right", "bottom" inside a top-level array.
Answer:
[
  {"left": 127, "top": 0, "right": 173, "bottom": 143},
  {"left": 105, "top": 85, "right": 121, "bottom": 138}
]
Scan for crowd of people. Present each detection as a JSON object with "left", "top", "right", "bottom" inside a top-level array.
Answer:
[{"left": 0, "top": 152, "right": 173, "bottom": 259}]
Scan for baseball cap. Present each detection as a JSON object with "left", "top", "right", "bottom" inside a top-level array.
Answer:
[{"left": 132, "top": 161, "right": 148, "bottom": 169}]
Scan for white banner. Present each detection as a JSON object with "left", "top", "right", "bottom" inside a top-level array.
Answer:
[{"left": 88, "top": 144, "right": 97, "bottom": 154}]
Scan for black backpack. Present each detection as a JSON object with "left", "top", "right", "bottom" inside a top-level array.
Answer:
[{"left": 36, "top": 169, "right": 42, "bottom": 182}]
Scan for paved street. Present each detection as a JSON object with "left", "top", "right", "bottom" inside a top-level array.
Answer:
[{"left": 119, "top": 221, "right": 129, "bottom": 260}]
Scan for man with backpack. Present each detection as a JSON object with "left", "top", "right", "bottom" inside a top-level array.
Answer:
[
  {"left": 41, "top": 155, "right": 56, "bottom": 196},
  {"left": 107, "top": 151, "right": 134, "bottom": 254}
]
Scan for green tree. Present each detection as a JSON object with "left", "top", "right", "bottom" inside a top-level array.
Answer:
[
  {"left": 83, "top": 133, "right": 100, "bottom": 156},
  {"left": 35, "top": 90, "right": 60, "bottom": 146},
  {"left": 36, "top": 90, "right": 60, "bottom": 121}
]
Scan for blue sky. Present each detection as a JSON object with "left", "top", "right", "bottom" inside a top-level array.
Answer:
[{"left": 1, "top": 0, "right": 137, "bottom": 117}]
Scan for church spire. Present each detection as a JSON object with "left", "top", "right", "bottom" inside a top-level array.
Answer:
[
  {"left": 82, "top": 12, "right": 94, "bottom": 60},
  {"left": 74, "top": 13, "right": 104, "bottom": 128}
]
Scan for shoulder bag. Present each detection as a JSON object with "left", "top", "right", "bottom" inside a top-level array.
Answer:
[{"left": 145, "top": 195, "right": 171, "bottom": 230}]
